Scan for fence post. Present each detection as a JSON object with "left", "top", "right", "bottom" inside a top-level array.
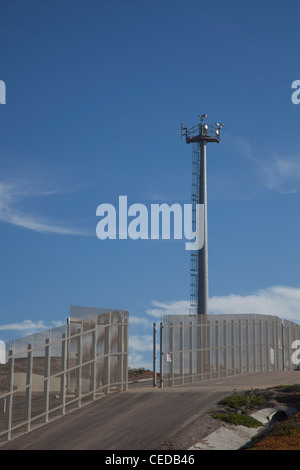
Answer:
[
  {"left": 215, "top": 320, "right": 219, "bottom": 377},
  {"left": 61, "top": 333, "right": 67, "bottom": 414},
  {"left": 66, "top": 318, "right": 70, "bottom": 394},
  {"left": 223, "top": 320, "right": 227, "bottom": 376},
  {"left": 6, "top": 350, "right": 14, "bottom": 440},
  {"left": 207, "top": 318, "right": 211, "bottom": 379},
  {"left": 231, "top": 320, "right": 235, "bottom": 375},
  {"left": 272, "top": 319, "right": 279, "bottom": 371},
  {"left": 170, "top": 322, "right": 174, "bottom": 387},
  {"left": 123, "top": 315, "right": 129, "bottom": 391},
  {"left": 91, "top": 325, "right": 97, "bottom": 399},
  {"left": 118, "top": 312, "right": 124, "bottom": 391},
  {"left": 261, "top": 320, "right": 265, "bottom": 372},
  {"left": 238, "top": 319, "right": 242, "bottom": 374},
  {"left": 153, "top": 323, "right": 157, "bottom": 387},
  {"left": 159, "top": 322, "right": 163, "bottom": 388},
  {"left": 189, "top": 321, "right": 193, "bottom": 383},
  {"left": 25, "top": 344, "right": 33, "bottom": 431},
  {"left": 44, "top": 338, "right": 50, "bottom": 422},
  {"left": 104, "top": 313, "right": 111, "bottom": 394},
  {"left": 180, "top": 322, "right": 184, "bottom": 385},
  {"left": 253, "top": 319, "right": 257, "bottom": 372},
  {"left": 197, "top": 317, "right": 202, "bottom": 381},
  {"left": 246, "top": 318, "right": 250, "bottom": 373},
  {"left": 282, "top": 321, "right": 286, "bottom": 371},
  {"left": 76, "top": 328, "right": 82, "bottom": 407}
]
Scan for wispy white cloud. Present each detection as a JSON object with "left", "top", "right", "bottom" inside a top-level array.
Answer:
[
  {"left": 130, "top": 315, "right": 153, "bottom": 328},
  {"left": 210, "top": 286, "right": 300, "bottom": 322},
  {"left": 233, "top": 135, "right": 300, "bottom": 194},
  {"left": 261, "top": 156, "right": 300, "bottom": 193},
  {"left": 146, "top": 300, "right": 189, "bottom": 318},
  {"left": 146, "top": 286, "right": 300, "bottom": 324},
  {"left": 0, "top": 319, "right": 64, "bottom": 336},
  {"left": 0, "top": 178, "right": 91, "bottom": 235},
  {"left": 130, "top": 334, "right": 153, "bottom": 352}
]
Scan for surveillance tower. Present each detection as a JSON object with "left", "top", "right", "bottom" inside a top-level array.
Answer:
[{"left": 181, "top": 115, "right": 224, "bottom": 315}]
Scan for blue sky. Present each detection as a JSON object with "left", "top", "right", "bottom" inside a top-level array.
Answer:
[{"left": 1, "top": 0, "right": 300, "bottom": 367}]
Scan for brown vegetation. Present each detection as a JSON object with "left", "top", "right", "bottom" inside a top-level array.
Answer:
[{"left": 249, "top": 410, "right": 300, "bottom": 450}]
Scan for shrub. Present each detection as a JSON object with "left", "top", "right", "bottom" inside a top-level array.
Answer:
[
  {"left": 212, "top": 412, "right": 262, "bottom": 428},
  {"left": 219, "top": 389, "right": 266, "bottom": 410}
]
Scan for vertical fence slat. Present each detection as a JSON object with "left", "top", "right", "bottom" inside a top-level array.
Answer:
[
  {"left": 170, "top": 322, "right": 174, "bottom": 387},
  {"left": 76, "top": 328, "right": 82, "bottom": 407},
  {"left": 180, "top": 322, "right": 184, "bottom": 385},
  {"left": 153, "top": 323, "right": 157, "bottom": 387},
  {"left": 223, "top": 320, "right": 227, "bottom": 376},
  {"left": 25, "top": 344, "right": 33, "bottom": 431},
  {"left": 238, "top": 319, "right": 242, "bottom": 374},
  {"left": 105, "top": 313, "right": 111, "bottom": 394},
  {"left": 60, "top": 333, "right": 67, "bottom": 414},
  {"left": 44, "top": 338, "right": 50, "bottom": 423},
  {"left": 215, "top": 320, "right": 219, "bottom": 377},
  {"left": 118, "top": 313, "right": 124, "bottom": 392},
  {"left": 189, "top": 321, "right": 193, "bottom": 383},
  {"left": 6, "top": 350, "right": 14, "bottom": 440},
  {"left": 159, "top": 322, "right": 163, "bottom": 388},
  {"left": 231, "top": 320, "right": 234, "bottom": 375},
  {"left": 246, "top": 318, "right": 250, "bottom": 373},
  {"left": 124, "top": 316, "right": 129, "bottom": 392},
  {"left": 91, "top": 326, "right": 97, "bottom": 400}
]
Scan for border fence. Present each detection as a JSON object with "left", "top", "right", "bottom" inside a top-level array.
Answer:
[
  {"left": 1, "top": 309, "right": 300, "bottom": 444},
  {"left": 155, "top": 314, "right": 300, "bottom": 388},
  {"left": 0, "top": 306, "right": 129, "bottom": 444}
]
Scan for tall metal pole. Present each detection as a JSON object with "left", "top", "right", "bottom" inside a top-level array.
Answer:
[
  {"left": 198, "top": 141, "right": 208, "bottom": 315},
  {"left": 181, "top": 115, "right": 223, "bottom": 317}
]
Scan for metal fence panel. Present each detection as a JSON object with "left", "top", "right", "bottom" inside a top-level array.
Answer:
[
  {"left": 0, "top": 307, "right": 129, "bottom": 444},
  {"left": 160, "top": 314, "right": 286, "bottom": 387},
  {"left": 283, "top": 319, "right": 300, "bottom": 371}
]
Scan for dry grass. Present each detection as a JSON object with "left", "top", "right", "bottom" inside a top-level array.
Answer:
[{"left": 249, "top": 411, "right": 300, "bottom": 450}]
